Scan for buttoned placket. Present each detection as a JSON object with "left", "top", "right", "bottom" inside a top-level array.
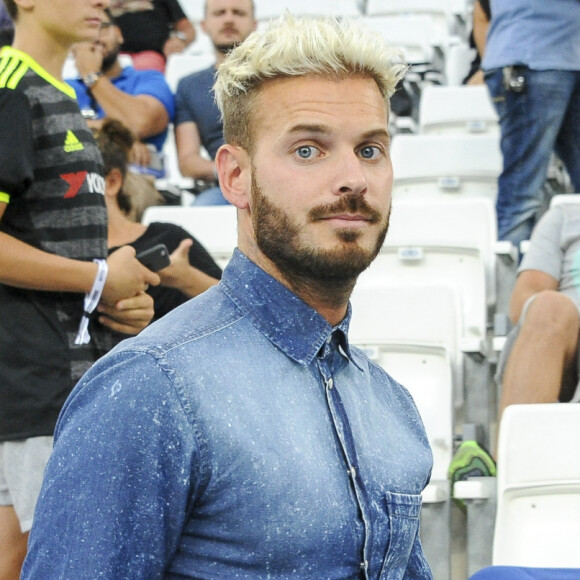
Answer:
[{"left": 317, "top": 331, "right": 371, "bottom": 580}]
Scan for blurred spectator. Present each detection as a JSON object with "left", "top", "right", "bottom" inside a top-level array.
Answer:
[
  {"left": 483, "top": 0, "right": 580, "bottom": 248},
  {"left": 67, "top": 8, "right": 175, "bottom": 176},
  {"left": 496, "top": 203, "right": 580, "bottom": 425},
  {"left": 174, "top": 0, "right": 256, "bottom": 205},
  {"left": 110, "top": 0, "right": 195, "bottom": 72},
  {"left": 122, "top": 171, "right": 165, "bottom": 222},
  {"left": 96, "top": 118, "right": 221, "bottom": 326}
]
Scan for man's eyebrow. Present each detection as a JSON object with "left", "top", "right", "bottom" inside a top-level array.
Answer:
[
  {"left": 287, "top": 123, "right": 331, "bottom": 135},
  {"left": 361, "top": 128, "right": 391, "bottom": 142},
  {"left": 286, "top": 125, "right": 390, "bottom": 142}
]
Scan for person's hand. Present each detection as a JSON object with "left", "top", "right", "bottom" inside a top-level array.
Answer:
[
  {"left": 163, "top": 36, "right": 187, "bottom": 59},
  {"left": 130, "top": 141, "right": 152, "bottom": 167},
  {"left": 97, "top": 291, "right": 154, "bottom": 334},
  {"left": 158, "top": 238, "right": 193, "bottom": 289},
  {"left": 72, "top": 41, "right": 104, "bottom": 77},
  {"left": 103, "top": 245, "right": 160, "bottom": 304},
  {"left": 159, "top": 239, "right": 219, "bottom": 297}
]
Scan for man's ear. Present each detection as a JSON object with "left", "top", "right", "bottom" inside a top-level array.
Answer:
[{"left": 215, "top": 144, "right": 251, "bottom": 209}]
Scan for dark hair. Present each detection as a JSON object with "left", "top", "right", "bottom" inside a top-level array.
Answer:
[{"left": 92, "top": 119, "right": 134, "bottom": 214}]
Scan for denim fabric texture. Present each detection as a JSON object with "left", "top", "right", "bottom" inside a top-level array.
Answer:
[
  {"left": 485, "top": 67, "right": 580, "bottom": 247},
  {"left": 23, "top": 250, "right": 433, "bottom": 580}
]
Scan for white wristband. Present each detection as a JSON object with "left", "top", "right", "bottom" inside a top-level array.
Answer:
[{"left": 74, "top": 258, "right": 109, "bottom": 345}]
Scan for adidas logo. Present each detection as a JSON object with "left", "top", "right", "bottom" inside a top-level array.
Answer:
[{"left": 64, "top": 130, "right": 84, "bottom": 153}]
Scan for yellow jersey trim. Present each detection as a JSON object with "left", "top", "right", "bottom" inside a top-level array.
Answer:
[{"left": 0, "top": 47, "right": 76, "bottom": 98}]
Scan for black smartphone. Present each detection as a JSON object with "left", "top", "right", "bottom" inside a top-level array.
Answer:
[{"left": 136, "top": 244, "right": 171, "bottom": 272}]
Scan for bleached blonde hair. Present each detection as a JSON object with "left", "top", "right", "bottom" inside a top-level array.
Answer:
[{"left": 214, "top": 14, "right": 406, "bottom": 153}]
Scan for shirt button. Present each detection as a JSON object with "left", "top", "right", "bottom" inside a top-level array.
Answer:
[
  {"left": 360, "top": 560, "right": 368, "bottom": 570},
  {"left": 348, "top": 466, "right": 356, "bottom": 479},
  {"left": 327, "top": 378, "right": 334, "bottom": 390}
]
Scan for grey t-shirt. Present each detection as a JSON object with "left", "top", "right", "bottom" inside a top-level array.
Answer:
[{"left": 520, "top": 203, "right": 580, "bottom": 312}]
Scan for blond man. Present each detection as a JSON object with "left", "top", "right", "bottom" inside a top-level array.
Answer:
[{"left": 23, "top": 15, "right": 433, "bottom": 579}]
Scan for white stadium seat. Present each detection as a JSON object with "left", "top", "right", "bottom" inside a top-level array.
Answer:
[{"left": 492, "top": 404, "right": 580, "bottom": 568}]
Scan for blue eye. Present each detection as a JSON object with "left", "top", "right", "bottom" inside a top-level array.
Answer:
[
  {"left": 360, "top": 146, "right": 380, "bottom": 159},
  {"left": 296, "top": 146, "right": 315, "bottom": 159}
]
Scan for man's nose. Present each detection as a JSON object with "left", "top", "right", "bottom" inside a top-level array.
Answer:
[{"left": 332, "top": 151, "right": 368, "bottom": 196}]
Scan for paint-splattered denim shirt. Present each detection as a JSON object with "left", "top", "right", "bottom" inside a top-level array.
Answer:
[{"left": 23, "top": 250, "right": 433, "bottom": 580}]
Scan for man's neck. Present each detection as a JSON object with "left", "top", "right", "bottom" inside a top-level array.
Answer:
[
  {"left": 241, "top": 239, "right": 354, "bottom": 327},
  {"left": 214, "top": 49, "right": 227, "bottom": 67},
  {"left": 284, "top": 276, "right": 353, "bottom": 327}
]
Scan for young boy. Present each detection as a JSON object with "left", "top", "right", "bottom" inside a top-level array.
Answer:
[{"left": 0, "top": 1, "right": 159, "bottom": 578}]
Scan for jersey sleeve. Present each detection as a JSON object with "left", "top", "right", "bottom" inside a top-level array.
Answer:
[{"left": 0, "top": 88, "right": 35, "bottom": 202}]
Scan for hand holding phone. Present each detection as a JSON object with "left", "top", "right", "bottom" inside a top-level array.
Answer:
[{"left": 136, "top": 244, "right": 171, "bottom": 272}]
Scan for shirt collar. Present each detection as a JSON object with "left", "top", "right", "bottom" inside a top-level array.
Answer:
[{"left": 220, "top": 249, "right": 360, "bottom": 368}]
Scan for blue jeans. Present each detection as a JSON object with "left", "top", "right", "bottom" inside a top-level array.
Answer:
[
  {"left": 191, "top": 185, "right": 231, "bottom": 206},
  {"left": 485, "top": 67, "right": 580, "bottom": 246}
]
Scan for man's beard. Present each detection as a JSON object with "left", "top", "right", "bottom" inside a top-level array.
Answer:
[
  {"left": 101, "top": 45, "right": 120, "bottom": 73},
  {"left": 250, "top": 169, "right": 390, "bottom": 287},
  {"left": 215, "top": 42, "right": 240, "bottom": 55}
]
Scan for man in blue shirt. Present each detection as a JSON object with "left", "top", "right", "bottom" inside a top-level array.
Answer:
[
  {"left": 67, "top": 8, "right": 175, "bottom": 172},
  {"left": 483, "top": 0, "right": 580, "bottom": 248},
  {"left": 23, "top": 14, "right": 434, "bottom": 580},
  {"left": 174, "top": 0, "right": 256, "bottom": 205}
]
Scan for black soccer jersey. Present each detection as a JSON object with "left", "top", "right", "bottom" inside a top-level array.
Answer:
[{"left": 0, "top": 47, "right": 109, "bottom": 440}]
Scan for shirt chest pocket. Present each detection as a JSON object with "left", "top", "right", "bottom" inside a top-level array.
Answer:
[{"left": 379, "top": 491, "right": 425, "bottom": 580}]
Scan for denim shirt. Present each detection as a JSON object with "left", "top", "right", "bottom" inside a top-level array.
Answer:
[{"left": 23, "top": 250, "right": 433, "bottom": 580}]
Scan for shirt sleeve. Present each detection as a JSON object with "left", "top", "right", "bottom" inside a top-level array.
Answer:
[
  {"left": 22, "top": 348, "right": 201, "bottom": 579},
  {"left": 174, "top": 75, "right": 195, "bottom": 126},
  {"left": 132, "top": 70, "right": 176, "bottom": 122},
  {"left": 0, "top": 89, "right": 35, "bottom": 202},
  {"left": 519, "top": 205, "right": 565, "bottom": 282}
]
